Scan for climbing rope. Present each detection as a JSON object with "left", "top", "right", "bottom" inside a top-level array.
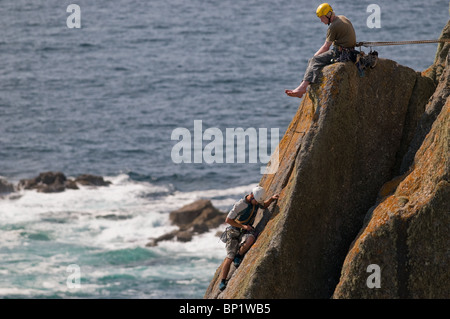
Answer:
[{"left": 356, "top": 38, "right": 450, "bottom": 48}]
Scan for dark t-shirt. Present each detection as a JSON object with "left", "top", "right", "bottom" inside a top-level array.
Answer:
[
  {"left": 227, "top": 196, "right": 263, "bottom": 226},
  {"left": 326, "top": 15, "right": 356, "bottom": 48}
]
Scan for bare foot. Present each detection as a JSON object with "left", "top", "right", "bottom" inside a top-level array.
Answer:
[
  {"left": 285, "top": 81, "right": 309, "bottom": 98},
  {"left": 285, "top": 87, "right": 306, "bottom": 98}
]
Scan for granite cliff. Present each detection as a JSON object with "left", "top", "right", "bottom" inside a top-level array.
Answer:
[{"left": 204, "top": 21, "right": 449, "bottom": 299}]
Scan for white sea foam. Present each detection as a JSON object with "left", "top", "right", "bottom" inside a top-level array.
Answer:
[{"left": 0, "top": 173, "right": 256, "bottom": 298}]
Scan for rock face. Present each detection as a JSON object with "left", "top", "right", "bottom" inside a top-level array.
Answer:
[
  {"left": 333, "top": 28, "right": 450, "bottom": 299},
  {"left": 146, "top": 199, "right": 226, "bottom": 246},
  {"left": 422, "top": 20, "right": 450, "bottom": 85},
  {"left": 332, "top": 93, "right": 449, "bottom": 298},
  {"left": 204, "top": 21, "right": 449, "bottom": 299}
]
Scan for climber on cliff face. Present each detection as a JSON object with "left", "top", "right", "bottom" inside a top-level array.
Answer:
[
  {"left": 218, "top": 186, "right": 279, "bottom": 291},
  {"left": 285, "top": 3, "right": 357, "bottom": 98}
]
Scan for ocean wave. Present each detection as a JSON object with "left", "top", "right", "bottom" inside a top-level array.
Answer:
[
  {"left": 0, "top": 171, "right": 256, "bottom": 264},
  {"left": 0, "top": 172, "right": 256, "bottom": 298}
]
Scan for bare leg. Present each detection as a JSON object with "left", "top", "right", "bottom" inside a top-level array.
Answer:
[
  {"left": 221, "top": 257, "right": 233, "bottom": 280},
  {"left": 285, "top": 80, "right": 310, "bottom": 98},
  {"left": 238, "top": 235, "right": 255, "bottom": 256}
]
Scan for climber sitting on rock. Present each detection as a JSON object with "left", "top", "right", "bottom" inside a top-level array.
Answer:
[
  {"left": 219, "top": 186, "right": 279, "bottom": 291},
  {"left": 285, "top": 3, "right": 356, "bottom": 98}
]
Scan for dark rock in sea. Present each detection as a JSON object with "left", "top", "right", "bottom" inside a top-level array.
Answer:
[
  {"left": 170, "top": 199, "right": 225, "bottom": 232},
  {"left": 146, "top": 199, "right": 226, "bottom": 247},
  {"left": 95, "top": 214, "right": 133, "bottom": 220},
  {"left": 75, "top": 174, "right": 112, "bottom": 187},
  {"left": 0, "top": 178, "right": 15, "bottom": 194},
  {"left": 176, "top": 231, "right": 193, "bottom": 243},
  {"left": 18, "top": 171, "right": 75, "bottom": 193},
  {"left": 17, "top": 172, "right": 111, "bottom": 193}
]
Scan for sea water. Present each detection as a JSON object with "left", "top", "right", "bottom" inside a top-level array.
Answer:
[
  {"left": 0, "top": 174, "right": 255, "bottom": 298},
  {"left": 0, "top": 0, "right": 448, "bottom": 298}
]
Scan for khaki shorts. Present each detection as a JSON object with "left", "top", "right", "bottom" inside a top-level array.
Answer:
[{"left": 225, "top": 227, "right": 257, "bottom": 260}]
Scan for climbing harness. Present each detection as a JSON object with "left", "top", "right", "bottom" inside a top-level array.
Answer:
[
  {"left": 330, "top": 46, "right": 376, "bottom": 77},
  {"left": 335, "top": 47, "right": 360, "bottom": 63},
  {"left": 355, "top": 51, "right": 379, "bottom": 77}
]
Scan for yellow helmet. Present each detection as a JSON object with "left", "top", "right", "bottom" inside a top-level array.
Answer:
[{"left": 316, "top": 3, "right": 333, "bottom": 18}]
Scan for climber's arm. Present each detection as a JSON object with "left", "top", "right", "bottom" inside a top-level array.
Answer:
[{"left": 314, "top": 41, "right": 332, "bottom": 56}]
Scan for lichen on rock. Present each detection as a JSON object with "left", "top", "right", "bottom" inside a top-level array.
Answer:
[{"left": 204, "top": 21, "right": 449, "bottom": 299}]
